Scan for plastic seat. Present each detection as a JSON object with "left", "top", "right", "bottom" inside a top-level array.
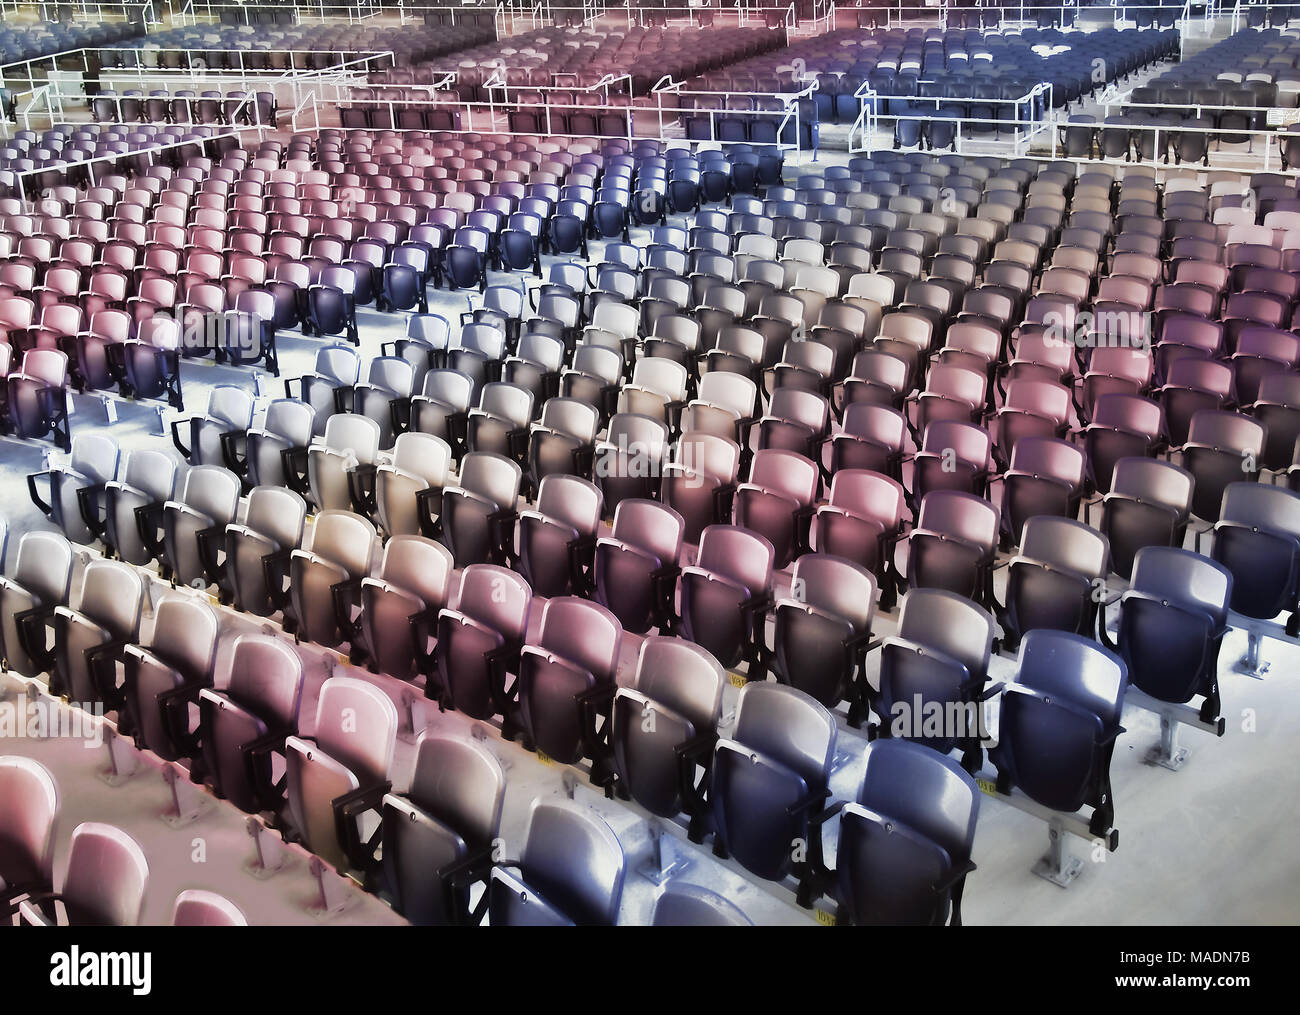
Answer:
[
  {"left": 197, "top": 634, "right": 304, "bottom": 814},
  {"left": 486, "top": 798, "right": 625, "bottom": 927},
  {"left": 990, "top": 630, "right": 1126, "bottom": 838},
  {"left": 380, "top": 733, "right": 506, "bottom": 925},
  {"left": 709, "top": 683, "right": 835, "bottom": 890},
  {"left": 283, "top": 675, "right": 398, "bottom": 870}
]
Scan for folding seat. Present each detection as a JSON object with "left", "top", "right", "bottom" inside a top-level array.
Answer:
[
  {"left": 1157, "top": 352, "right": 1239, "bottom": 447},
  {"left": 172, "top": 385, "right": 255, "bottom": 468},
  {"left": 1252, "top": 373, "right": 1300, "bottom": 472},
  {"left": 18, "top": 823, "right": 148, "bottom": 927},
  {"left": 867, "top": 583, "right": 995, "bottom": 767},
  {"left": 1099, "top": 457, "right": 1194, "bottom": 579},
  {"left": 991, "top": 629, "right": 1125, "bottom": 838},
  {"left": 679, "top": 524, "right": 773, "bottom": 675},
  {"left": 681, "top": 366, "right": 759, "bottom": 444},
  {"left": 652, "top": 882, "right": 751, "bottom": 927},
  {"left": 773, "top": 553, "right": 876, "bottom": 723},
  {"left": 732, "top": 448, "right": 819, "bottom": 569},
  {"left": 341, "top": 533, "right": 454, "bottom": 682},
  {"left": 814, "top": 739, "right": 979, "bottom": 925},
  {"left": 0, "top": 531, "right": 74, "bottom": 678},
  {"left": 430, "top": 563, "right": 531, "bottom": 721},
  {"left": 112, "top": 594, "right": 220, "bottom": 761},
  {"left": 1181, "top": 410, "right": 1266, "bottom": 522},
  {"left": 485, "top": 798, "right": 624, "bottom": 927},
  {"left": 507, "top": 595, "right": 623, "bottom": 767},
  {"left": 1231, "top": 326, "right": 1300, "bottom": 409},
  {"left": 902, "top": 489, "right": 999, "bottom": 607},
  {"left": 5, "top": 349, "right": 70, "bottom": 450},
  {"left": 306, "top": 272, "right": 360, "bottom": 346},
  {"left": 462, "top": 379, "right": 533, "bottom": 460},
  {"left": 273, "top": 508, "right": 378, "bottom": 649},
  {"left": 997, "top": 515, "right": 1108, "bottom": 655},
  {"left": 26, "top": 431, "right": 118, "bottom": 546},
  {"left": 527, "top": 397, "right": 601, "bottom": 488},
  {"left": 195, "top": 634, "right": 303, "bottom": 815},
  {"left": 380, "top": 732, "right": 506, "bottom": 926},
  {"left": 439, "top": 452, "right": 523, "bottom": 569},
  {"left": 1099, "top": 545, "right": 1230, "bottom": 731},
  {"left": 757, "top": 383, "right": 832, "bottom": 457},
  {"left": 990, "top": 378, "right": 1071, "bottom": 467},
  {"left": 0, "top": 756, "right": 59, "bottom": 914},
  {"left": 348, "top": 356, "right": 416, "bottom": 451},
  {"left": 92, "top": 447, "right": 176, "bottom": 567},
  {"left": 35, "top": 557, "right": 144, "bottom": 704},
  {"left": 155, "top": 464, "right": 241, "bottom": 589},
  {"left": 708, "top": 682, "right": 834, "bottom": 890},
  {"left": 284, "top": 675, "right": 398, "bottom": 871},
  {"left": 210, "top": 484, "right": 307, "bottom": 618},
  {"left": 912, "top": 419, "right": 993, "bottom": 504},
  {"left": 302, "top": 413, "right": 382, "bottom": 514}
]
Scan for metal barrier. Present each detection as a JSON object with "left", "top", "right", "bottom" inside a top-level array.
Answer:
[
  {"left": 653, "top": 75, "right": 816, "bottom": 154},
  {"left": 849, "top": 80, "right": 1054, "bottom": 156}
]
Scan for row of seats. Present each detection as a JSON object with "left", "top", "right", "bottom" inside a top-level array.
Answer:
[{"left": 96, "top": 22, "right": 490, "bottom": 70}]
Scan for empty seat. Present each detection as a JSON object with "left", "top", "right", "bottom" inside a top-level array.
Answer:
[
  {"left": 486, "top": 798, "right": 625, "bottom": 927},
  {"left": 991, "top": 629, "right": 1126, "bottom": 838}
]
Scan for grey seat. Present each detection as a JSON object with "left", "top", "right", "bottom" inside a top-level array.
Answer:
[
  {"left": 102, "top": 449, "right": 178, "bottom": 565},
  {"left": 733, "top": 447, "right": 819, "bottom": 568},
  {"left": 219, "top": 485, "right": 307, "bottom": 615},
  {"left": 517, "top": 474, "right": 603, "bottom": 598},
  {"left": 51, "top": 559, "right": 144, "bottom": 705},
  {"left": 592, "top": 412, "right": 671, "bottom": 513},
  {"left": 173, "top": 384, "right": 255, "bottom": 466},
  {"left": 660, "top": 430, "right": 743, "bottom": 546},
  {"left": 282, "top": 510, "right": 378, "bottom": 647},
  {"left": 306, "top": 412, "right": 382, "bottom": 513},
  {"left": 27, "top": 432, "right": 120, "bottom": 545},
  {"left": 120, "top": 595, "right": 220, "bottom": 761},
  {"left": 514, "top": 596, "right": 622, "bottom": 765},
  {"left": 198, "top": 634, "right": 305, "bottom": 814},
  {"left": 610, "top": 636, "right": 725, "bottom": 829},
  {"left": 819, "top": 739, "right": 979, "bottom": 926},
  {"left": 679, "top": 524, "right": 774, "bottom": 673},
  {"left": 432, "top": 564, "right": 532, "bottom": 721},
  {"left": 287, "top": 343, "right": 362, "bottom": 437},
  {"left": 376, "top": 431, "right": 452, "bottom": 538},
  {"left": 349, "top": 535, "right": 453, "bottom": 681},
  {"left": 243, "top": 397, "right": 316, "bottom": 489},
  {"left": 20, "top": 822, "right": 148, "bottom": 926},
  {"left": 651, "top": 881, "right": 753, "bottom": 926},
  {"left": 286, "top": 675, "right": 399, "bottom": 871},
  {"left": 161, "top": 464, "right": 242, "bottom": 587},
  {"left": 0, "top": 531, "right": 74, "bottom": 676},
  {"left": 1100, "top": 456, "right": 1194, "bottom": 579},
  {"left": 439, "top": 452, "right": 523, "bottom": 568},
  {"left": 487, "top": 798, "right": 625, "bottom": 927},
  {"left": 381, "top": 733, "right": 506, "bottom": 926},
  {"left": 709, "top": 682, "right": 836, "bottom": 890},
  {"left": 999, "top": 516, "right": 1109, "bottom": 653},
  {"left": 871, "top": 587, "right": 995, "bottom": 769},
  {"left": 171, "top": 889, "right": 247, "bottom": 926},
  {"left": 0, "top": 756, "right": 59, "bottom": 913},
  {"left": 774, "top": 553, "right": 876, "bottom": 723},
  {"left": 594, "top": 498, "right": 684, "bottom": 635},
  {"left": 350, "top": 355, "right": 416, "bottom": 450}
]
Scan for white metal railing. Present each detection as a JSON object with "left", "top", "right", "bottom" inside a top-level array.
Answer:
[
  {"left": 654, "top": 75, "right": 816, "bottom": 154},
  {"left": 849, "top": 79, "right": 1054, "bottom": 156}
]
